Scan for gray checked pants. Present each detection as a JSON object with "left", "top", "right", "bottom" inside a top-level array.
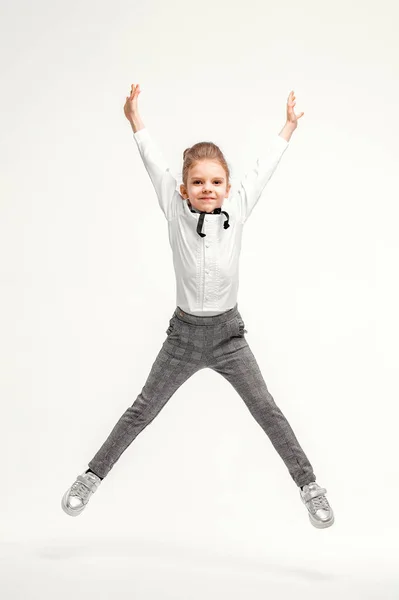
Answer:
[{"left": 88, "top": 303, "right": 316, "bottom": 488}]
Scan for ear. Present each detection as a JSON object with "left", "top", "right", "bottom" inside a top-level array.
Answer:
[
  {"left": 180, "top": 183, "right": 187, "bottom": 199},
  {"left": 225, "top": 183, "right": 232, "bottom": 198}
]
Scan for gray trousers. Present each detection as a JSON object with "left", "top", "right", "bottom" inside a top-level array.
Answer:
[{"left": 88, "top": 304, "right": 316, "bottom": 488}]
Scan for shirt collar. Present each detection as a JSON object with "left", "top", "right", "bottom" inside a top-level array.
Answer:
[{"left": 186, "top": 200, "right": 230, "bottom": 238}]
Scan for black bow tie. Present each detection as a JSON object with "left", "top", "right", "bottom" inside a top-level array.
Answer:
[{"left": 188, "top": 203, "right": 230, "bottom": 238}]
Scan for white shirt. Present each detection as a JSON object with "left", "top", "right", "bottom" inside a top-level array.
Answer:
[{"left": 133, "top": 128, "right": 290, "bottom": 316}]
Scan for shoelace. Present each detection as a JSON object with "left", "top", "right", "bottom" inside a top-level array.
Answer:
[
  {"left": 304, "top": 486, "right": 331, "bottom": 513},
  {"left": 310, "top": 494, "right": 330, "bottom": 511},
  {"left": 69, "top": 479, "right": 92, "bottom": 502}
]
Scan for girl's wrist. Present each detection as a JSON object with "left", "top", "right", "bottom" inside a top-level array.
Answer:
[
  {"left": 128, "top": 114, "right": 145, "bottom": 133},
  {"left": 279, "top": 121, "right": 296, "bottom": 142},
  {"left": 285, "top": 120, "right": 297, "bottom": 131}
]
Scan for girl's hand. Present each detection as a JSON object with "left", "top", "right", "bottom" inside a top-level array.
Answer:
[
  {"left": 286, "top": 90, "right": 304, "bottom": 128},
  {"left": 124, "top": 83, "right": 141, "bottom": 121}
]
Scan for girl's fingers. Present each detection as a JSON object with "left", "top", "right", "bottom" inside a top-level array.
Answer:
[{"left": 130, "top": 83, "right": 140, "bottom": 96}]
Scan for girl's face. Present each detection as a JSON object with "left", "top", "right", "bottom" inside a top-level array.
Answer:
[{"left": 180, "top": 160, "right": 231, "bottom": 212}]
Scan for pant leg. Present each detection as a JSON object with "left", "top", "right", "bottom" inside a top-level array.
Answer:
[
  {"left": 88, "top": 315, "right": 203, "bottom": 479},
  {"left": 208, "top": 313, "right": 316, "bottom": 488}
]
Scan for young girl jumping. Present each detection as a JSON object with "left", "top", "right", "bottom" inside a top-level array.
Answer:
[{"left": 61, "top": 84, "right": 334, "bottom": 529}]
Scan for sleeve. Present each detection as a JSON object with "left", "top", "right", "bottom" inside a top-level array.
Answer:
[
  {"left": 133, "top": 128, "right": 178, "bottom": 221},
  {"left": 236, "top": 135, "right": 290, "bottom": 223}
]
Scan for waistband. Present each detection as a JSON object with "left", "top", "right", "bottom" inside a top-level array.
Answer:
[{"left": 174, "top": 303, "right": 239, "bottom": 326}]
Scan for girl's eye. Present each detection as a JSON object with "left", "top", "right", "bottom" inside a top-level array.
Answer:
[{"left": 193, "top": 181, "right": 221, "bottom": 184}]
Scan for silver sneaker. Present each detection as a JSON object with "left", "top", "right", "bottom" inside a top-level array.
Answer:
[
  {"left": 300, "top": 482, "right": 334, "bottom": 528},
  {"left": 61, "top": 471, "right": 102, "bottom": 517}
]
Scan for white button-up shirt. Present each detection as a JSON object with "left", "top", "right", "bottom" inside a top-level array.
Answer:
[{"left": 133, "top": 128, "right": 289, "bottom": 316}]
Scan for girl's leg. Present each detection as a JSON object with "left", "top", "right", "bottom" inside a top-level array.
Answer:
[
  {"left": 208, "top": 313, "right": 316, "bottom": 488},
  {"left": 87, "top": 315, "right": 203, "bottom": 479}
]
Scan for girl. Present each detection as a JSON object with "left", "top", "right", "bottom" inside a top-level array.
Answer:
[{"left": 62, "top": 84, "right": 334, "bottom": 529}]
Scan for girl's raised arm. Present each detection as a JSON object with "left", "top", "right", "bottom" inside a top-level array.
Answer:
[{"left": 123, "top": 83, "right": 178, "bottom": 221}]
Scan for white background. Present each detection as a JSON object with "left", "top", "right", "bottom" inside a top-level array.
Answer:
[{"left": 1, "top": 0, "right": 398, "bottom": 598}]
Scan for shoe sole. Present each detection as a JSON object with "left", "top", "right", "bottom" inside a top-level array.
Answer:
[{"left": 308, "top": 512, "right": 335, "bottom": 528}]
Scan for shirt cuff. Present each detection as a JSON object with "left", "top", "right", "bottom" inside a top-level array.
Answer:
[
  {"left": 275, "top": 134, "right": 290, "bottom": 148},
  {"left": 133, "top": 127, "right": 148, "bottom": 142}
]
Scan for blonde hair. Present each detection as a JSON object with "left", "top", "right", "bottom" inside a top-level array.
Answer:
[{"left": 181, "top": 141, "right": 231, "bottom": 189}]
